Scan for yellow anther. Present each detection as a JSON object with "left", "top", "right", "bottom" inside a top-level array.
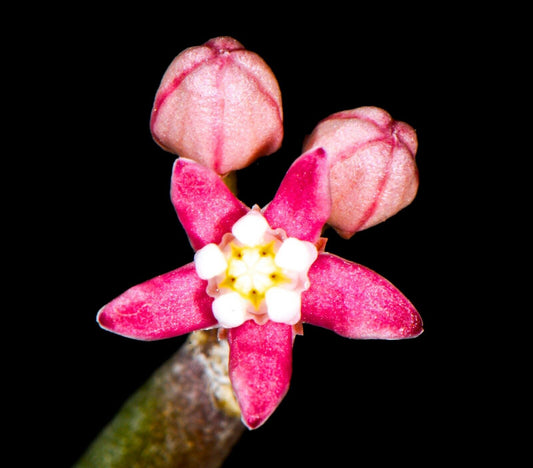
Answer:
[{"left": 218, "top": 241, "right": 287, "bottom": 309}]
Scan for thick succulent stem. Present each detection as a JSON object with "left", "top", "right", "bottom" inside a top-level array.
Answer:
[{"left": 74, "top": 330, "right": 245, "bottom": 468}]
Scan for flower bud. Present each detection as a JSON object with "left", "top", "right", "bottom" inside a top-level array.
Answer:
[
  {"left": 303, "top": 106, "right": 419, "bottom": 238},
  {"left": 150, "top": 36, "right": 283, "bottom": 175}
]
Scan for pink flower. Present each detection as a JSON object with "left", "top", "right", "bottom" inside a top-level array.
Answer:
[
  {"left": 303, "top": 106, "right": 419, "bottom": 238},
  {"left": 150, "top": 36, "right": 283, "bottom": 175},
  {"left": 97, "top": 148, "right": 423, "bottom": 429}
]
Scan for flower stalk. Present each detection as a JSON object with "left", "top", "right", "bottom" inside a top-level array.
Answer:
[{"left": 74, "top": 330, "right": 244, "bottom": 468}]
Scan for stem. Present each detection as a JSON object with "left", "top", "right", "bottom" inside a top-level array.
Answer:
[
  {"left": 74, "top": 330, "right": 245, "bottom": 468},
  {"left": 222, "top": 170, "right": 238, "bottom": 194}
]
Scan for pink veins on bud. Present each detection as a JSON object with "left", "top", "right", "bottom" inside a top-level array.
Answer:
[{"left": 150, "top": 36, "right": 283, "bottom": 175}]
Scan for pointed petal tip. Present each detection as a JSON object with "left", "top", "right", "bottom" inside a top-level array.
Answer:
[
  {"left": 314, "top": 146, "right": 327, "bottom": 159},
  {"left": 241, "top": 412, "right": 270, "bottom": 430},
  {"left": 391, "top": 303, "right": 423, "bottom": 340},
  {"left": 96, "top": 305, "right": 109, "bottom": 330},
  {"left": 237, "top": 384, "right": 286, "bottom": 430},
  {"left": 377, "top": 301, "right": 424, "bottom": 341},
  {"left": 96, "top": 303, "right": 125, "bottom": 335},
  {"left": 234, "top": 388, "right": 284, "bottom": 430},
  {"left": 170, "top": 156, "right": 196, "bottom": 176},
  {"left": 96, "top": 302, "right": 143, "bottom": 339},
  {"left": 403, "top": 312, "right": 424, "bottom": 339}
]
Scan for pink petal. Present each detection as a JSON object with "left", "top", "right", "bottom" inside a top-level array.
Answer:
[
  {"left": 302, "top": 253, "right": 423, "bottom": 339},
  {"left": 150, "top": 36, "right": 283, "bottom": 175},
  {"left": 97, "top": 262, "right": 216, "bottom": 340},
  {"left": 227, "top": 320, "right": 294, "bottom": 429},
  {"left": 263, "top": 147, "right": 330, "bottom": 242},
  {"left": 171, "top": 158, "right": 249, "bottom": 251}
]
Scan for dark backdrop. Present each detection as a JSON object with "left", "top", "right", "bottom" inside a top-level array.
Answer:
[{"left": 29, "top": 13, "right": 495, "bottom": 467}]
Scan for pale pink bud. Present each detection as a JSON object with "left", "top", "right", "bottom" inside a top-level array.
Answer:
[
  {"left": 150, "top": 36, "right": 283, "bottom": 175},
  {"left": 303, "top": 106, "right": 418, "bottom": 238}
]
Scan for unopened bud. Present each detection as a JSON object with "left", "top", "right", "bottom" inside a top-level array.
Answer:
[
  {"left": 151, "top": 36, "right": 283, "bottom": 175},
  {"left": 303, "top": 106, "right": 418, "bottom": 238}
]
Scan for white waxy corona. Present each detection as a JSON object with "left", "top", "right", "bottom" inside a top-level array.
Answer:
[{"left": 194, "top": 210, "right": 318, "bottom": 328}]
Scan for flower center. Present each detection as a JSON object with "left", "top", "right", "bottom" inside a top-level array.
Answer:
[
  {"left": 194, "top": 208, "right": 318, "bottom": 328},
  {"left": 218, "top": 242, "right": 288, "bottom": 309}
]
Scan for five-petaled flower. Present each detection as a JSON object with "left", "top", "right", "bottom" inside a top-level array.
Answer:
[{"left": 97, "top": 147, "right": 423, "bottom": 429}]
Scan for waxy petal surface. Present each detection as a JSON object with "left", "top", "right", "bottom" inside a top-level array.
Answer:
[
  {"left": 263, "top": 148, "right": 330, "bottom": 242},
  {"left": 302, "top": 253, "right": 423, "bottom": 339},
  {"left": 171, "top": 158, "right": 249, "bottom": 251},
  {"left": 228, "top": 320, "right": 294, "bottom": 429},
  {"left": 97, "top": 263, "right": 216, "bottom": 340}
]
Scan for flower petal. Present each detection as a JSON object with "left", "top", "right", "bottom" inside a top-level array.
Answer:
[
  {"left": 97, "top": 263, "right": 216, "bottom": 340},
  {"left": 171, "top": 158, "right": 249, "bottom": 251},
  {"left": 301, "top": 253, "right": 423, "bottom": 339},
  {"left": 228, "top": 320, "right": 294, "bottom": 429},
  {"left": 263, "top": 147, "right": 330, "bottom": 243}
]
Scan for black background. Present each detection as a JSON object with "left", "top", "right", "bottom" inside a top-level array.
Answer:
[{"left": 22, "top": 10, "right": 512, "bottom": 467}]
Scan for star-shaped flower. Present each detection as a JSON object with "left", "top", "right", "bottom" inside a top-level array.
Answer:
[{"left": 97, "top": 147, "right": 423, "bottom": 429}]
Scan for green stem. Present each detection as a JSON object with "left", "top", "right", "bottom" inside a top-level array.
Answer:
[{"left": 74, "top": 330, "right": 245, "bottom": 468}]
